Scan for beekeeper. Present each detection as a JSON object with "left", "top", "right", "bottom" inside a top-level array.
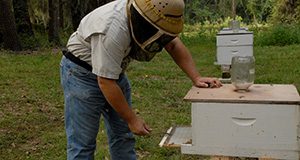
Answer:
[{"left": 60, "top": 0, "right": 222, "bottom": 159}]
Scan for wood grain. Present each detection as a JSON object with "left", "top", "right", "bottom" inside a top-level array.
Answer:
[{"left": 184, "top": 84, "right": 300, "bottom": 104}]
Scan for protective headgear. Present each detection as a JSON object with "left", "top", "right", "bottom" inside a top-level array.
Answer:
[{"left": 127, "top": 0, "right": 185, "bottom": 61}]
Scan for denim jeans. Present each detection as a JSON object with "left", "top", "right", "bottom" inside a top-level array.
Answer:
[{"left": 60, "top": 56, "right": 136, "bottom": 160}]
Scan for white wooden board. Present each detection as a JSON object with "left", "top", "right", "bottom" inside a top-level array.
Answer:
[{"left": 181, "top": 102, "right": 300, "bottom": 159}]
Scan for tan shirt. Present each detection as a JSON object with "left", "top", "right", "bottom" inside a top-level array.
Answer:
[{"left": 67, "top": 0, "right": 131, "bottom": 79}]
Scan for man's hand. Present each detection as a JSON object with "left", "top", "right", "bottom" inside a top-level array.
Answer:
[
  {"left": 127, "top": 116, "right": 152, "bottom": 136},
  {"left": 193, "top": 76, "right": 222, "bottom": 88},
  {"left": 165, "top": 38, "right": 222, "bottom": 89},
  {"left": 97, "top": 77, "right": 152, "bottom": 136}
]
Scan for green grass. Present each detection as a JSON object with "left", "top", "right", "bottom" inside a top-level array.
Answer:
[{"left": 0, "top": 39, "right": 300, "bottom": 159}]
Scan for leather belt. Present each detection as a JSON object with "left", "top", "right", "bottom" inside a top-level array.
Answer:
[{"left": 62, "top": 49, "right": 92, "bottom": 72}]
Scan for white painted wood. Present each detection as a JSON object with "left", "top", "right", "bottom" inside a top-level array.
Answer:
[
  {"left": 182, "top": 145, "right": 299, "bottom": 160},
  {"left": 215, "top": 30, "right": 253, "bottom": 66},
  {"left": 216, "top": 46, "right": 253, "bottom": 65},
  {"left": 159, "top": 126, "right": 192, "bottom": 147},
  {"left": 217, "top": 28, "right": 252, "bottom": 35},
  {"left": 159, "top": 127, "right": 174, "bottom": 147},
  {"left": 191, "top": 103, "right": 299, "bottom": 149},
  {"left": 181, "top": 102, "right": 300, "bottom": 159},
  {"left": 217, "top": 34, "right": 253, "bottom": 46},
  {"left": 180, "top": 84, "right": 300, "bottom": 159}
]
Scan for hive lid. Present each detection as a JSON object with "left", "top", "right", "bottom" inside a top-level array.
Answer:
[
  {"left": 184, "top": 84, "right": 300, "bottom": 104},
  {"left": 217, "top": 28, "right": 253, "bottom": 35}
]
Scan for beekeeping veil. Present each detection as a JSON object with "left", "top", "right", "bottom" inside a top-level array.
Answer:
[{"left": 127, "top": 0, "right": 185, "bottom": 61}]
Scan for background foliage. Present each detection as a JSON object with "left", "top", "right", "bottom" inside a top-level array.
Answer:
[{"left": 0, "top": 0, "right": 300, "bottom": 51}]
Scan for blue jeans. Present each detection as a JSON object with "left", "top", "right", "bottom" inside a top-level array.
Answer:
[{"left": 60, "top": 56, "right": 136, "bottom": 160}]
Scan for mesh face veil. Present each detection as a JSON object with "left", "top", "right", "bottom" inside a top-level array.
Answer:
[{"left": 127, "top": 0, "right": 185, "bottom": 55}]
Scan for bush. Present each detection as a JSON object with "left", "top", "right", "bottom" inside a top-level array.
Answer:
[
  {"left": 181, "top": 22, "right": 300, "bottom": 47},
  {"left": 180, "top": 18, "right": 232, "bottom": 45},
  {"left": 254, "top": 24, "right": 300, "bottom": 46}
]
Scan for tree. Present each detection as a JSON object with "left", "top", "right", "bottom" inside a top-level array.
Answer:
[
  {"left": 0, "top": 22, "right": 3, "bottom": 44},
  {"left": 48, "top": 0, "right": 60, "bottom": 45},
  {"left": 70, "top": 0, "right": 114, "bottom": 31},
  {"left": 13, "top": 0, "right": 38, "bottom": 49},
  {"left": 59, "top": 0, "right": 66, "bottom": 28},
  {"left": 271, "top": 0, "right": 300, "bottom": 24},
  {"left": 13, "top": 0, "right": 34, "bottom": 35},
  {"left": 0, "top": 0, "right": 22, "bottom": 51},
  {"left": 184, "top": 0, "right": 231, "bottom": 24},
  {"left": 182, "top": 0, "right": 275, "bottom": 24},
  {"left": 27, "top": 0, "right": 49, "bottom": 32}
]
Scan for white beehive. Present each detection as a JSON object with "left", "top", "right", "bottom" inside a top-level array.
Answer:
[
  {"left": 161, "top": 84, "right": 300, "bottom": 159},
  {"left": 182, "top": 84, "right": 300, "bottom": 159},
  {"left": 215, "top": 29, "right": 253, "bottom": 65}
]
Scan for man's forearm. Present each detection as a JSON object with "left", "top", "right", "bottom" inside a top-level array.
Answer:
[
  {"left": 165, "top": 38, "right": 201, "bottom": 82},
  {"left": 165, "top": 38, "right": 222, "bottom": 88},
  {"left": 97, "top": 77, "right": 137, "bottom": 123}
]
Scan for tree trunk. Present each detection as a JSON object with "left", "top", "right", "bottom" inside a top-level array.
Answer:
[
  {"left": 0, "top": 23, "right": 3, "bottom": 44},
  {"left": 70, "top": 0, "right": 82, "bottom": 31},
  {"left": 70, "top": 0, "right": 114, "bottom": 31},
  {"left": 0, "top": 0, "right": 22, "bottom": 51},
  {"left": 12, "top": 0, "right": 33, "bottom": 35},
  {"left": 59, "top": 0, "right": 65, "bottom": 28},
  {"left": 232, "top": 0, "right": 236, "bottom": 19},
  {"left": 48, "top": 0, "right": 60, "bottom": 45}
]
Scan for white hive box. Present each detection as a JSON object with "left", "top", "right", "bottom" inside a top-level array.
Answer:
[
  {"left": 216, "top": 29, "right": 253, "bottom": 65},
  {"left": 178, "top": 84, "right": 300, "bottom": 159}
]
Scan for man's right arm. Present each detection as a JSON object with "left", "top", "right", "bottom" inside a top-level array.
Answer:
[{"left": 97, "top": 76, "right": 151, "bottom": 135}]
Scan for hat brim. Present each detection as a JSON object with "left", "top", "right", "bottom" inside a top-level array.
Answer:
[{"left": 134, "top": 0, "right": 183, "bottom": 34}]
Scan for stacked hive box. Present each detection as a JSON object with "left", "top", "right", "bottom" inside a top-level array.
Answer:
[
  {"left": 181, "top": 84, "right": 300, "bottom": 159},
  {"left": 215, "top": 29, "right": 253, "bottom": 80}
]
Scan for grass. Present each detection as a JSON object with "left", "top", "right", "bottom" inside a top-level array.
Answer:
[{"left": 0, "top": 38, "right": 300, "bottom": 160}]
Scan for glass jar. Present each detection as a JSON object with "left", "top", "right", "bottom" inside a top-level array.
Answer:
[
  {"left": 228, "top": 20, "right": 240, "bottom": 33},
  {"left": 231, "top": 56, "right": 255, "bottom": 92}
]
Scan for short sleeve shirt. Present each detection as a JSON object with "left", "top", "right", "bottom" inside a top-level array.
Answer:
[{"left": 66, "top": 0, "right": 131, "bottom": 79}]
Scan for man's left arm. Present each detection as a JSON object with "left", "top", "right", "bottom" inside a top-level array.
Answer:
[{"left": 164, "top": 37, "right": 222, "bottom": 88}]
